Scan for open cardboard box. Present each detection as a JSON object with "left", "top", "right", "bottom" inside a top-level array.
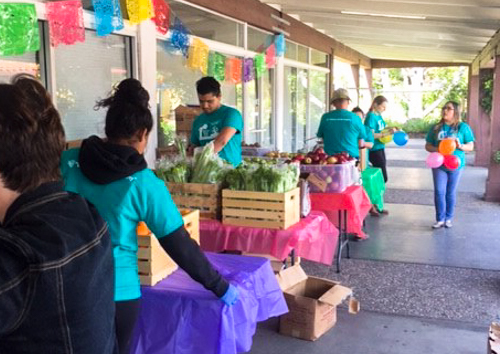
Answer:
[
  {"left": 488, "top": 323, "right": 500, "bottom": 354},
  {"left": 276, "top": 264, "right": 359, "bottom": 341}
]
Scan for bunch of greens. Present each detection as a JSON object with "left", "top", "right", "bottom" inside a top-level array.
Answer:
[
  {"left": 174, "top": 134, "right": 188, "bottom": 160},
  {"left": 224, "top": 162, "right": 299, "bottom": 193},
  {"left": 155, "top": 157, "right": 192, "bottom": 183},
  {"left": 191, "top": 143, "right": 227, "bottom": 184}
]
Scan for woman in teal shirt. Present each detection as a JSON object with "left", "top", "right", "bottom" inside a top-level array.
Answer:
[
  {"left": 61, "top": 79, "right": 238, "bottom": 353},
  {"left": 425, "top": 101, "right": 474, "bottom": 229},
  {"left": 364, "top": 96, "right": 396, "bottom": 183}
]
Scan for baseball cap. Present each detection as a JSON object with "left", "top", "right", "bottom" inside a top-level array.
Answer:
[{"left": 331, "top": 88, "right": 351, "bottom": 103}]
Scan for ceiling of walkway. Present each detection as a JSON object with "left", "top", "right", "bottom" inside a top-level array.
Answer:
[{"left": 260, "top": 0, "right": 500, "bottom": 63}]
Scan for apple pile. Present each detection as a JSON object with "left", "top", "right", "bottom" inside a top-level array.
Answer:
[{"left": 288, "top": 148, "right": 354, "bottom": 165}]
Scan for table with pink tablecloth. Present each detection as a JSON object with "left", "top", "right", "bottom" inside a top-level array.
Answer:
[{"left": 200, "top": 211, "right": 338, "bottom": 266}]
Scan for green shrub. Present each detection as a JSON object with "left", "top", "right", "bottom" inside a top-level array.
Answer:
[{"left": 402, "top": 118, "right": 438, "bottom": 134}]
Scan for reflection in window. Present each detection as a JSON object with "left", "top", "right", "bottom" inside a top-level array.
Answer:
[
  {"left": 284, "top": 67, "right": 308, "bottom": 152},
  {"left": 55, "top": 30, "right": 131, "bottom": 140},
  {"left": 311, "top": 49, "right": 328, "bottom": 68},
  {"left": 247, "top": 27, "right": 273, "bottom": 53},
  {"left": 309, "top": 70, "right": 327, "bottom": 146},
  {"left": 168, "top": 1, "right": 243, "bottom": 47},
  {"left": 245, "top": 68, "right": 274, "bottom": 148},
  {"left": 156, "top": 39, "right": 243, "bottom": 147},
  {"left": 0, "top": 22, "right": 43, "bottom": 83}
]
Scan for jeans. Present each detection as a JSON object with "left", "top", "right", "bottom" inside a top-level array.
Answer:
[
  {"left": 369, "top": 149, "right": 388, "bottom": 182},
  {"left": 432, "top": 168, "right": 463, "bottom": 222}
]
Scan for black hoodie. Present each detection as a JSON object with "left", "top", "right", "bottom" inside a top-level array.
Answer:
[{"left": 76, "top": 136, "right": 229, "bottom": 298}]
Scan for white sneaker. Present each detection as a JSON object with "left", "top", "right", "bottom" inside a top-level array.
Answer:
[
  {"left": 432, "top": 221, "right": 445, "bottom": 229},
  {"left": 445, "top": 220, "right": 452, "bottom": 228}
]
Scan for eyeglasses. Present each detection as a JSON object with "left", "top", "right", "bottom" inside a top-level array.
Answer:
[{"left": 442, "top": 106, "right": 454, "bottom": 111}]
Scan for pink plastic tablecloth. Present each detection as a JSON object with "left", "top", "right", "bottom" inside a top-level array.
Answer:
[
  {"left": 309, "top": 185, "right": 372, "bottom": 238},
  {"left": 200, "top": 211, "right": 338, "bottom": 265}
]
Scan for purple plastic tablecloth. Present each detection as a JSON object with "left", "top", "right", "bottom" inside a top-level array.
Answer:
[{"left": 130, "top": 253, "right": 288, "bottom": 354}]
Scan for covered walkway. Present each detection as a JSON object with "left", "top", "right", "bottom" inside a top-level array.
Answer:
[{"left": 250, "top": 141, "right": 499, "bottom": 353}]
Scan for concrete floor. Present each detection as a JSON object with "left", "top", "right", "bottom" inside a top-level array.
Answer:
[{"left": 248, "top": 140, "right": 497, "bottom": 353}]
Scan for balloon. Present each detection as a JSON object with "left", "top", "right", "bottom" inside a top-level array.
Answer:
[
  {"left": 443, "top": 154, "right": 461, "bottom": 170},
  {"left": 393, "top": 131, "right": 409, "bottom": 146},
  {"left": 379, "top": 128, "right": 393, "bottom": 144},
  {"left": 438, "top": 138, "right": 456, "bottom": 155},
  {"left": 426, "top": 152, "right": 444, "bottom": 168}
]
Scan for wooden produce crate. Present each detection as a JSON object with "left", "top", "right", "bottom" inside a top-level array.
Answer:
[
  {"left": 222, "top": 188, "right": 300, "bottom": 230},
  {"left": 168, "top": 182, "right": 222, "bottom": 219},
  {"left": 137, "top": 210, "right": 200, "bottom": 286}
]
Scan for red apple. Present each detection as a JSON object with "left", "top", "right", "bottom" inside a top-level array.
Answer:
[
  {"left": 315, "top": 147, "right": 325, "bottom": 155},
  {"left": 319, "top": 160, "right": 327, "bottom": 165},
  {"left": 295, "top": 154, "right": 305, "bottom": 161}
]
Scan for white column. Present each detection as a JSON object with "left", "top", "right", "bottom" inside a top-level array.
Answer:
[
  {"left": 137, "top": 20, "right": 158, "bottom": 167},
  {"left": 274, "top": 56, "right": 284, "bottom": 151}
]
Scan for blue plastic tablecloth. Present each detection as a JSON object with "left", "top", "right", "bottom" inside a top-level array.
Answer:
[{"left": 130, "top": 253, "right": 288, "bottom": 354}]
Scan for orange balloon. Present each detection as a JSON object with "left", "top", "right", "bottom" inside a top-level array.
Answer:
[{"left": 438, "top": 138, "right": 456, "bottom": 155}]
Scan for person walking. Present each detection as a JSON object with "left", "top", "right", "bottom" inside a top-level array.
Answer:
[{"left": 425, "top": 101, "right": 474, "bottom": 229}]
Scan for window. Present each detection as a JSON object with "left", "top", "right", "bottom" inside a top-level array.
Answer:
[
  {"left": 55, "top": 30, "right": 131, "bottom": 140},
  {"left": 284, "top": 67, "right": 308, "bottom": 152},
  {"left": 247, "top": 27, "right": 273, "bottom": 53},
  {"left": 0, "top": 22, "right": 45, "bottom": 83},
  {"left": 168, "top": 1, "right": 243, "bottom": 47},
  {"left": 309, "top": 70, "right": 328, "bottom": 145},
  {"left": 156, "top": 39, "right": 243, "bottom": 147},
  {"left": 311, "top": 49, "right": 328, "bottom": 68},
  {"left": 245, "top": 68, "right": 274, "bottom": 148}
]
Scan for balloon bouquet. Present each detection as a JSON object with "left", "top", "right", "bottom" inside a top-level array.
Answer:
[
  {"left": 426, "top": 138, "right": 460, "bottom": 170},
  {"left": 380, "top": 128, "right": 409, "bottom": 146}
]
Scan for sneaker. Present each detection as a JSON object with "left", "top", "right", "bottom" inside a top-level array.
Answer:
[
  {"left": 432, "top": 221, "right": 445, "bottom": 229},
  {"left": 445, "top": 220, "right": 452, "bottom": 228}
]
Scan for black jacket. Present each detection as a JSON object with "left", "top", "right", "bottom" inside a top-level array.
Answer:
[{"left": 0, "top": 182, "right": 116, "bottom": 354}]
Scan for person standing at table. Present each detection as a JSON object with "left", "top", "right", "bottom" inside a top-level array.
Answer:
[
  {"left": 364, "top": 96, "right": 397, "bottom": 185},
  {"left": 61, "top": 79, "right": 239, "bottom": 354},
  {"left": 0, "top": 75, "right": 116, "bottom": 353},
  {"left": 190, "top": 76, "right": 243, "bottom": 166},
  {"left": 425, "top": 101, "right": 474, "bottom": 229},
  {"left": 317, "top": 88, "right": 366, "bottom": 159}
]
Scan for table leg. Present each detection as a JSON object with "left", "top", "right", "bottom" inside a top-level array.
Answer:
[
  {"left": 290, "top": 249, "right": 296, "bottom": 266},
  {"left": 345, "top": 209, "right": 350, "bottom": 259}
]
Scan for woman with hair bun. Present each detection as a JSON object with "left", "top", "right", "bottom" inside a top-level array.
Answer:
[{"left": 61, "top": 78, "right": 238, "bottom": 354}]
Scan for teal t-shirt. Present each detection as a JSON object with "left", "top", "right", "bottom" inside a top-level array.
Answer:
[
  {"left": 364, "top": 111, "right": 387, "bottom": 151},
  {"left": 316, "top": 109, "right": 366, "bottom": 158},
  {"left": 364, "top": 126, "right": 374, "bottom": 161},
  {"left": 425, "top": 122, "right": 475, "bottom": 171},
  {"left": 190, "top": 105, "right": 243, "bottom": 166},
  {"left": 61, "top": 149, "right": 184, "bottom": 302}
]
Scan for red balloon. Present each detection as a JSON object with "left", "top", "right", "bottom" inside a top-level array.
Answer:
[{"left": 443, "top": 154, "right": 461, "bottom": 170}]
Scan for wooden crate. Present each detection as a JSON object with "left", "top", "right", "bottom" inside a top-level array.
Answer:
[
  {"left": 222, "top": 188, "right": 300, "bottom": 230},
  {"left": 137, "top": 210, "right": 200, "bottom": 286},
  {"left": 168, "top": 182, "right": 222, "bottom": 220}
]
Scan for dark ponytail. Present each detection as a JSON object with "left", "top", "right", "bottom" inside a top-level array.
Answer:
[{"left": 96, "top": 78, "right": 153, "bottom": 142}]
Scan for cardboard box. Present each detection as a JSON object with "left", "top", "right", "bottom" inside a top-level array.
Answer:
[
  {"left": 175, "top": 105, "right": 202, "bottom": 134},
  {"left": 276, "top": 265, "right": 359, "bottom": 341},
  {"left": 488, "top": 323, "right": 500, "bottom": 354}
]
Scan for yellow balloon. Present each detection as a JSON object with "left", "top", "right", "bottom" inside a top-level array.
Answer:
[{"left": 379, "top": 128, "right": 393, "bottom": 144}]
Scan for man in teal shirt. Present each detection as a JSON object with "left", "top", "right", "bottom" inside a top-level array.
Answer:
[
  {"left": 317, "top": 88, "right": 366, "bottom": 158},
  {"left": 190, "top": 77, "right": 243, "bottom": 166}
]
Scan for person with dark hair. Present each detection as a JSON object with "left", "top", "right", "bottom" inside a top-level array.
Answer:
[
  {"left": 190, "top": 76, "right": 243, "bottom": 166},
  {"left": 317, "top": 88, "right": 366, "bottom": 159},
  {"left": 61, "top": 78, "right": 238, "bottom": 354},
  {"left": 364, "top": 95, "right": 397, "bottom": 186},
  {"left": 425, "top": 101, "right": 474, "bottom": 229},
  {"left": 0, "top": 75, "right": 116, "bottom": 353}
]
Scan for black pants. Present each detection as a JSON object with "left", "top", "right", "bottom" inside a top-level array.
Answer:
[
  {"left": 115, "top": 299, "right": 141, "bottom": 354},
  {"left": 369, "top": 149, "right": 388, "bottom": 183}
]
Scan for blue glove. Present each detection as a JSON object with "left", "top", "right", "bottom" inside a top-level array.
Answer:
[{"left": 220, "top": 284, "right": 239, "bottom": 306}]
